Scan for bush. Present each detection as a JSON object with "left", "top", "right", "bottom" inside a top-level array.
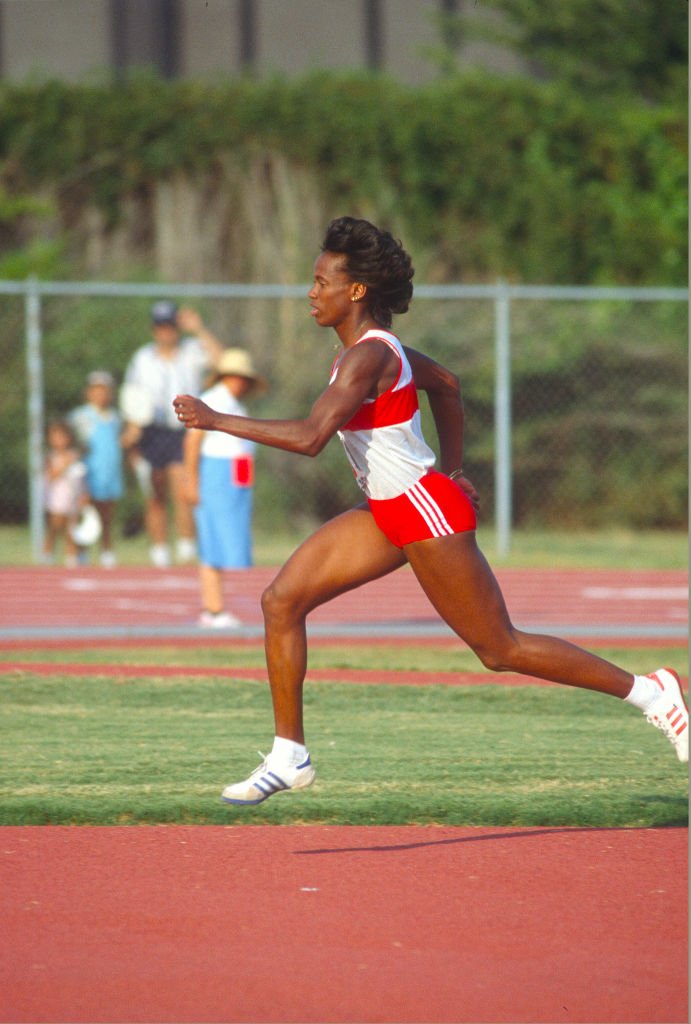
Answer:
[
  {"left": 0, "top": 70, "right": 686, "bottom": 285},
  {"left": 0, "top": 71, "right": 686, "bottom": 530}
]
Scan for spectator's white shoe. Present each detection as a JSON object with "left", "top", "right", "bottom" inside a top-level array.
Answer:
[
  {"left": 644, "top": 668, "right": 688, "bottom": 763},
  {"left": 198, "top": 610, "right": 241, "bottom": 629},
  {"left": 222, "top": 754, "right": 316, "bottom": 805},
  {"left": 100, "top": 550, "right": 117, "bottom": 569},
  {"left": 176, "top": 538, "right": 197, "bottom": 563},
  {"left": 150, "top": 544, "right": 171, "bottom": 568}
]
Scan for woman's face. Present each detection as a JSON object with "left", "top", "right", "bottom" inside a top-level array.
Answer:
[
  {"left": 222, "top": 374, "right": 252, "bottom": 398},
  {"left": 308, "top": 251, "right": 360, "bottom": 329}
]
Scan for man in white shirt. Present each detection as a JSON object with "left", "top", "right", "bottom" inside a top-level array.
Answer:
[{"left": 122, "top": 301, "right": 223, "bottom": 567}]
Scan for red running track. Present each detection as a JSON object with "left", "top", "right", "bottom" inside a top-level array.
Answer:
[
  {"left": 0, "top": 565, "right": 687, "bottom": 639},
  {"left": 1, "top": 567, "right": 687, "bottom": 1023},
  {"left": 0, "top": 825, "right": 687, "bottom": 1024}
]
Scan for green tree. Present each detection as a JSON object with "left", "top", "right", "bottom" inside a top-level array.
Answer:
[{"left": 460, "top": 0, "right": 687, "bottom": 102}]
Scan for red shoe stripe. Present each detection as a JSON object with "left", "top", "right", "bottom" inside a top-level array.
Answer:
[
  {"left": 649, "top": 672, "right": 666, "bottom": 691},
  {"left": 663, "top": 705, "right": 688, "bottom": 734}
]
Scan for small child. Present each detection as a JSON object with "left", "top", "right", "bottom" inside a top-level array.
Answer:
[
  {"left": 43, "top": 419, "right": 87, "bottom": 567},
  {"left": 69, "top": 370, "right": 124, "bottom": 568}
]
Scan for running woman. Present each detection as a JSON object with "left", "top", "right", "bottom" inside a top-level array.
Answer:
[{"left": 173, "top": 216, "right": 688, "bottom": 804}]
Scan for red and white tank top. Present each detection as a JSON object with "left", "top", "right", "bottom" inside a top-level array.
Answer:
[{"left": 329, "top": 329, "right": 436, "bottom": 500}]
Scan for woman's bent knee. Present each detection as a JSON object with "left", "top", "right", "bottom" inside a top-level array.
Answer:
[
  {"left": 261, "top": 579, "right": 305, "bottom": 628},
  {"left": 475, "top": 649, "right": 510, "bottom": 673},
  {"left": 260, "top": 581, "right": 282, "bottom": 622},
  {"left": 471, "top": 634, "right": 521, "bottom": 673}
]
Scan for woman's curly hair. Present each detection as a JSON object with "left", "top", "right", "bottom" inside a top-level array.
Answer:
[{"left": 321, "top": 216, "right": 414, "bottom": 328}]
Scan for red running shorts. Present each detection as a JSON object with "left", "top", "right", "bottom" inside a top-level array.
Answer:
[{"left": 368, "top": 470, "right": 477, "bottom": 548}]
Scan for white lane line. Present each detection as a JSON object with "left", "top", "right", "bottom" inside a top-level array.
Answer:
[
  {"left": 582, "top": 587, "right": 687, "bottom": 601},
  {"left": 62, "top": 577, "right": 198, "bottom": 592}
]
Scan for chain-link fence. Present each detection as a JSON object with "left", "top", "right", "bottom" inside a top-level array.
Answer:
[{"left": 2, "top": 279, "right": 687, "bottom": 563}]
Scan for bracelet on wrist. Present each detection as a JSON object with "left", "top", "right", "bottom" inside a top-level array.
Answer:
[{"left": 448, "top": 468, "right": 465, "bottom": 481}]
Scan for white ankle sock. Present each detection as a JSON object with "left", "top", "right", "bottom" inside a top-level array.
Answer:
[
  {"left": 624, "top": 674, "right": 660, "bottom": 712},
  {"left": 270, "top": 736, "right": 308, "bottom": 768}
]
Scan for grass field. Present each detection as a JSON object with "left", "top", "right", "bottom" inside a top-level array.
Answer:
[
  {"left": 1, "top": 642, "right": 687, "bottom": 828},
  {"left": 2, "top": 525, "right": 686, "bottom": 828}
]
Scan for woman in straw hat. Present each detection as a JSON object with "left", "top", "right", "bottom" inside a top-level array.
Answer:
[{"left": 183, "top": 348, "right": 268, "bottom": 628}]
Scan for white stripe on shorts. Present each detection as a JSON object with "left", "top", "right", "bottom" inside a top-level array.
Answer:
[{"left": 407, "top": 480, "right": 455, "bottom": 537}]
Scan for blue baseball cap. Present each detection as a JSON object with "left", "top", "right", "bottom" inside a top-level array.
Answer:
[{"left": 150, "top": 300, "right": 179, "bottom": 325}]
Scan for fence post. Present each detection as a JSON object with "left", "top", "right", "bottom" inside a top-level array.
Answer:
[
  {"left": 494, "top": 282, "right": 512, "bottom": 558},
  {"left": 25, "top": 276, "right": 45, "bottom": 563}
]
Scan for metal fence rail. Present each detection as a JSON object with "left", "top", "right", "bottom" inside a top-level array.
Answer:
[{"left": 4, "top": 278, "right": 687, "bottom": 563}]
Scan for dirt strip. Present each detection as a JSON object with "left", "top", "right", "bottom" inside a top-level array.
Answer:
[
  {"left": 0, "top": 660, "right": 562, "bottom": 687},
  {"left": 2, "top": 660, "right": 687, "bottom": 690}
]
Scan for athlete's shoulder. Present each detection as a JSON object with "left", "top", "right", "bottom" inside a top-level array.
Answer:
[
  {"left": 357, "top": 328, "right": 402, "bottom": 350},
  {"left": 351, "top": 330, "right": 403, "bottom": 362},
  {"left": 340, "top": 335, "right": 399, "bottom": 378}
]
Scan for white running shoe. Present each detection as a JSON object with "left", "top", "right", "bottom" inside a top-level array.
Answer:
[
  {"left": 222, "top": 754, "right": 316, "bottom": 805},
  {"left": 150, "top": 544, "right": 171, "bottom": 568},
  {"left": 176, "top": 537, "right": 197, "bottom": 563},
  {"left": 644, "top": 668, "right": 688, "bottom": 763},
  {"left": 198, "top": 610, "right": 241, "bottom": 629}
]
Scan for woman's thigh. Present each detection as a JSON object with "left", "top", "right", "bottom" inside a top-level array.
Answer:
[
  {"left": 404, "top": 531, "right": 515, "bottom": 649},
  {"left": 266, "top": 506, "right": 407, "bottom": 619}
]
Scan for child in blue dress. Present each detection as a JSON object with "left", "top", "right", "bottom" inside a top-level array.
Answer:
[{"left": 69, "top": 370, "right": 124, "bottom": 567}]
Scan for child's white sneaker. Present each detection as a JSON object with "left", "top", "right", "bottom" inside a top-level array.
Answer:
[
  {"left": 176, "top": 538, "right": 197, "bottom": 563},
  {"left": 150, "top": 544, "right": 171, "bottom": 568}
]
